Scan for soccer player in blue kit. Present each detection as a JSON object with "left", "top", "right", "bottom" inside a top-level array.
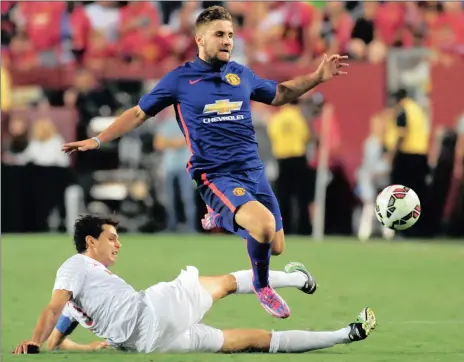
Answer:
[{"left": 63, "top": 6, "right": 349, "bottom": 319}]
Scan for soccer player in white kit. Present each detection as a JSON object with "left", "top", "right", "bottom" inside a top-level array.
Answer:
[{"left": 13, "top": 215, "right": 376, "bottom": 354}]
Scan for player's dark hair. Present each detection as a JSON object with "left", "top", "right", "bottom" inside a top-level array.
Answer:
[
  {"left": 195, "top": 5, "right": 232, "bottom": 29},
  {"left": 73, "top": 214, "right": 119, "bottom": 253}
]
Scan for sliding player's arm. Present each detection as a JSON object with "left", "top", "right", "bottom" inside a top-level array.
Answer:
[
  {"left": 47, "top": 316, "right": 107, "bottom": 352},
  {"left": 14, "top": 257, "right": 88, "bottom": 354},
  {"left": 62, "top": 71, "right": 178, "bottom": 154},
  {"left": 13, "top": 289, "right": 71, "bottom": 354},
  {"left": 271, "top": 54, "right": 349, "bottom": 106}
]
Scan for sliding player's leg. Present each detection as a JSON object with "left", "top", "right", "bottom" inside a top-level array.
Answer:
[
  {"left": 197, "top": 172, "right": 290, "bottom": 318},
  {"left": 162, "top": 308, "right": 377, "bottom": 353},
  {"left": 198, "top": 261, "right": 317, "bottom": 302},
  {"left": 144, "top": 263, "right": 315, "bottom": 352},
  {"left": 220, "top": 308, "right": 376, "bottom": 353}
]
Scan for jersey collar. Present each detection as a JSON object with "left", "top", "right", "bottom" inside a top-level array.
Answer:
[{"left": 193, "top": 56, "right": 228, "bottom": 73}]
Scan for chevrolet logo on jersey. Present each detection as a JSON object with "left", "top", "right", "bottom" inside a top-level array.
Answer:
[{"left": 203, "top": 100, "right": 243, "bottom": 115}]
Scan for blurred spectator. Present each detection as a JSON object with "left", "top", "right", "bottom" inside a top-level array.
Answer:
[
  {"left": 28, "top": 118, "right": 69, "bottom": 168},
  {"left": 306, "top": 93, "right": 342, "bottom": 228},
  {"left": 83, "top": 30, "right": 117, "bottom": 71},
  {"left": 28, "top": 118, "right": 70, "bottom": 232},
  {"left": 15, "top": 1, "right": 66, "bottom": 51},
  {"left": 267, "top": 99, "right": 311, "bottom": 235},
  {"left": 84, "top": 1, "right": 121, "bottom": 43},
  {"left": 1, "top": 66, "right": 12, "bottom": 112},
  {"left": 454, "top": 112, "right": 464, "bottom": 180},
  {"left": 118, "top": 2, "right": 171, "bottom": 65},
  {"left": 64, "top": 68, "right": 120, "bottom": 171},
  {"left": 167, "top": 1, "right": 199, "bottom": 62},
  {"left": 356, "top": 111, "right": 391, "bottom": 240},
  {"left": 2, "top": 116, "right": 30, "bottom": 166},
  {"left": 7, "top": 33, "right": 38, "bottom": 70},
  {"left": 349, "top": 2, "right": 387, "bottom": 63},
  {"left": 311, "top": 1, "right": 353, "bottom": 58},
  {"left": 64, "top": 68, "right": 119, "bottom": 125},
  {"left": 386, "top": 89, "right": 430, "bottom": 236},
  {"left": 1, "top": 1, "right": 17, "bottom": 46},
  {"left": 154, "top": 108, "right": 196, "bottom": 233}
]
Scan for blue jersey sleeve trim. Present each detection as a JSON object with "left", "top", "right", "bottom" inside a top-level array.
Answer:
[{"left": 55, "top": 314, "right": 79, "bottom": 336}]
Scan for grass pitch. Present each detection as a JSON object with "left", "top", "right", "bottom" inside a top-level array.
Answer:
[{"left": 2, "top": 234, "right": 464, "bottom": 362}]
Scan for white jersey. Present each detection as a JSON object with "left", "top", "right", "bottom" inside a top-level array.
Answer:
[{"left": 53, "top": 254, "right": 143, "bottom": 345}]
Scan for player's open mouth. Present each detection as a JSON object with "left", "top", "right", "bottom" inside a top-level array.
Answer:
[
  {"left": 220, "top": 49, "right": 230, "bottom": 53},
  {"left": 112, "top": 252, "right": 118, "bottom": 256}
]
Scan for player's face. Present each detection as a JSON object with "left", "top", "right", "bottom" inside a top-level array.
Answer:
[
  {"left": 89, "top": 224, "right": 122, "bottom": 267},
  {"left": 197, "top": 20, "right": 234, "bottom": 63}
]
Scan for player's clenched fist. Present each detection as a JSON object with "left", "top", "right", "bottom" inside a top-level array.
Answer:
[
  {"left": 62, "top": 138, "right": 100, "bottom": 154},
  {"left": 13, "top": 340, "right": 40, "bottom": 354}
]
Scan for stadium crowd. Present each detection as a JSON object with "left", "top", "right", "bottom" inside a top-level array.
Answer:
[
  {"left": 2, "top": 1, "right": 464, "bottom": 237},
  {"left": 1, "top": 1, "right": 464, "bottom": 70}
]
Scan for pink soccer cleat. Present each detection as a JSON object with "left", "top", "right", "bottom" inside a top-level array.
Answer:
[
  {"left": 201, "top": 205, "right": 220, "bottom": 230},
  {"left": 253, "top": 286, "right": 290, "bottom": 319}
]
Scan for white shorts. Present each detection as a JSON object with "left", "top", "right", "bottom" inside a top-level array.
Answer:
[{"left": 140, "top": 266, "right": 224, "bottom": 353}]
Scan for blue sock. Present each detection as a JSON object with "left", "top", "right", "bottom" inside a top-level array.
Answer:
[{"left": 247, "top": 235, "right": 271, "bottom": 290}]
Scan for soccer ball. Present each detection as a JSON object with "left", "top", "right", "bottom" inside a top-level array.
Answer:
[{"left": 375, "top": 185, "right": 421, "bottom": 230}]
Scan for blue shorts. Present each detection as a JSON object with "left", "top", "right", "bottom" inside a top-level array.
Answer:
[{"left": 196, "top": 168, "right": 283, "bottom": 237}]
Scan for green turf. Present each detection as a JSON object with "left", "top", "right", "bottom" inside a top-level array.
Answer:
[{"left": 2, "top": 234, "right": 464, "bottom": 362}]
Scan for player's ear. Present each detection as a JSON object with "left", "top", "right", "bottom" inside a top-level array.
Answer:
[
  {"left": 85, "top": 235, "right": 95, "bottom": 249},
  {"left": 195, "top": 32, "right": 203, "bottom": 47}
]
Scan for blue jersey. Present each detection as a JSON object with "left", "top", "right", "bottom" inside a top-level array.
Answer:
[{"left": 138, "top": 57, "right": 278, "bottom": 177}]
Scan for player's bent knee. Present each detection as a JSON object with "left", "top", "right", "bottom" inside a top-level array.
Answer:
[
  {"left": 259, "top": 218, "right": 276, "bottom": 243},
  {"left": 235, "top": 201, "right": 276, "bottom": 243},
  {"left": 199, "top": 275, "right": 235, "bottom": 302}
]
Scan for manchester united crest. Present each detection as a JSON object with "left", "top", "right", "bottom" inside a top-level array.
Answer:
[
  {"left": 225, "top": 73, "right": 241, "bottom": 86},
  {"left": 233, "top": 187, "right": 246, "bottom": 196}
]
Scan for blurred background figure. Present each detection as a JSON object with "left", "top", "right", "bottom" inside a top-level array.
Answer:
[
  {"left": 1, "top": 0, "right": 463, "bottom": 239},
  {"left": 355, "top": 111, "right": 391, "bottom": 241},
  {"left": 385, "top": 89, "right": 429, "bottom": 237},
  {"left": 268, "top": 99, "right": 311, "bottom": 235},
  {"left": 2, "top": 116, "right": 30, "bottom": 166},
  {"left": 154, "top": 107, "right": 196, "bottom": 233}
]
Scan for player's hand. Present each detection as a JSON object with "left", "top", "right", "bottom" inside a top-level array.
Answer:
[
  {"left": 12, "top": 340, "right": 40, "bottom": 354},
  {"left": 62, "top": 138, "right": 99, "bottom": 154},
  {"left": 315, "top": 54, "right": 349, "bottom": 83},
  {"left": 87, "top": 341, "right": 110, "bottom": 351}
]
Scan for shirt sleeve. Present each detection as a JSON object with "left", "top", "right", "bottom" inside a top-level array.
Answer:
[
  {"left": 138, "top": 71, "right": 178, "bottom": 116},
  {"left": 53, "top": 257, "right": 86, "bottom": 299},
  {"left": 246, "top": 67, "right": 278, "bottom": 105}
]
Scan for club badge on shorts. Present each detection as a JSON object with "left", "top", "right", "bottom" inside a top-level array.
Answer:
[
  {"left": 225, "top": 73, "right": 240, "bottom": 86},
  {"left": 233, "top": 187, "right": 246, "bottom": 196}
]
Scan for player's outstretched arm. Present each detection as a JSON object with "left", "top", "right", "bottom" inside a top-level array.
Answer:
[
  {"left": 46, "top": 313, "right": 109, "bottom": 352},
  {"left": 272, "top": 54, "right": 349, "bottom": 106},
  {"left": 47, "top": 328, "right": 108, "bottom": 352},
  {"left": 13, "top": 289, "right": 71, "bottom": 354},
  {"left": 62, "top": 105, "right": 149, "bottom": 154}
]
